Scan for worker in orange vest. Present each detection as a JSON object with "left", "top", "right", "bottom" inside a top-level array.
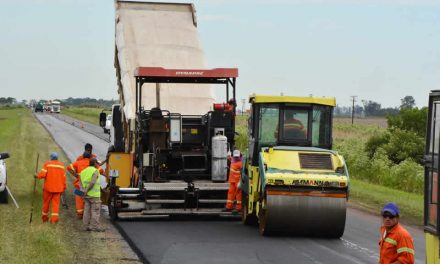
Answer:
[
  {"left": 68, "top": 151, "right": 105, "bottom": 219},
  {"left": 224, "top": 150, "right": 243, "bottom": 212},
  {"left": 76, "top": 143, "right": 97, "bottom": 161},
  {"left": 379, "top": 203, "right": 415, "bottom": 264},
  {"left": 35, "top": 152, "right": 66, "bottom": 224},
  {"left": 275, "top": 112, "right": 306, "bottom": 140}
]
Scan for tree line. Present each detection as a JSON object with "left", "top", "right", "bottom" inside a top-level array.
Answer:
[
  {"left": 334, "top": 95, "right": 417, "bottom": 117},
  {"left": 0, "top": 97, "right": 118, "bottom": 108}
]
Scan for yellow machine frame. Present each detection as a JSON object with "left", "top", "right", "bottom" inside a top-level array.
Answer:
[
  {"left": 425, "top": 91, "right": 440, "bottom": 263},
  {"left": 241, "top": 95, "right": 349, "bottom": 236}
]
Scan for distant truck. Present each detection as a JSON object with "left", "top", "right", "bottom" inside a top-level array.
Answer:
[
  {"left": 34, "top": 102, "right": 44, "bottom": 112},
  {"left": 50, "top": 101, "right": 61, "bottom": 113}
]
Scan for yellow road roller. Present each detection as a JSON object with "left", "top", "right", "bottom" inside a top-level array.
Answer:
[{"left": 240, "top": 95, "right": 349, "bottom": 237}]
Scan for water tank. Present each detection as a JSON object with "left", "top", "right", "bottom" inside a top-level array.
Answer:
[{"left": 211, "top": 134, "right": 228, "bottom": 181}]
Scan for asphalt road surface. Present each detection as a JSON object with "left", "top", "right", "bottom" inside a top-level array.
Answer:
[{"left": 35, "top": 113, "right": 426, "bottom": 264}]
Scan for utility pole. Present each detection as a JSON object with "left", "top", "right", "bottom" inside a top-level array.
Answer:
[
  {"left": 350, "top": 96, "right": 357, "bottom": 125},
  {"left": 241, "top": 99, "right": 246, "bottom": 116}
]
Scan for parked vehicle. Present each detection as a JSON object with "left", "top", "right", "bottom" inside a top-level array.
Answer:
[{"left": 0, "top": 152, "right": 10, "bottom": 203}]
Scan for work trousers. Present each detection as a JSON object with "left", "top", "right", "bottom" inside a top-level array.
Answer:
[
  {"left": 42, "top": 190, "right": 61, "bottom": 224},
  {"left": 83, "top": 197, "right": 101, "bottom": 230},
  {"left": 226, "top": 182, "right": 242, "bottom": 210},
  {"left": 75, "top": 189, "right": 84, "bottom": 218}
]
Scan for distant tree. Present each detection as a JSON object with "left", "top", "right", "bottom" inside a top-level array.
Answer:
[
  {"left": 362, "top": 100, "right": 382, "bottom": 116},
  {"left": 400, "top": 96, "right": 415, "bottom": 110},
  {"left": 354, "top": 105, "right": 364, "bottom": 116}
]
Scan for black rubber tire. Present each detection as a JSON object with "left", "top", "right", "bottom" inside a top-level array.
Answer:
[
  {"left": 0, "top": 189, "right": 8, "bottom": 204},
  {"left": 241, "top": 194, "right": 257, "bottom": 226},
  {"left": 258, "top": 202, "right": 270, "bottom": 236}
]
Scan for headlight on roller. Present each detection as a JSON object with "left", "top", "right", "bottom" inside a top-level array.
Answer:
[{"left": 335, "top": 166, "right": 345, "bottom": 175}]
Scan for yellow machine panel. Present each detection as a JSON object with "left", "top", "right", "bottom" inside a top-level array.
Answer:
[
  {"left": 426, "top": 233, "right": 440, "bottom": 264},
  {"left": 107, "top": 152, "right": 133, "bottom": 188}
]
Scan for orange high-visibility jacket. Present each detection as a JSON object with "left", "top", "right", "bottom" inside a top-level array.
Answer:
[
  {"left": 379, "top": 223, "right": 415, "bottom": 264},
  {"left": 284, "top": 118, "right": 304, "bottom": 130},
  {"left": 76, "top": 153, "right": 97, "bottom": 161},
  {"left": 37, "top": 160, "right": 66, "bottom": 193},
  {"left": 228, "top": 159, "right": 242, "bottom": 183},
  {"left": 68, "top": 158, "right": 104, "bottom": 188},
  {"left": 68, "top": 158, "right": 90, "bottom": 188}
]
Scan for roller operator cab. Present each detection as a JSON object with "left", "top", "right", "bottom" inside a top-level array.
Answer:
[
  {"left": 425, "top": 90, "right": 440, "bottom": 264},
  {"left": 241, "top": 95, "right": 349, "bottom": 237},
  {"left": 100, "top": 67, "right": 239, "bottom": 220}
]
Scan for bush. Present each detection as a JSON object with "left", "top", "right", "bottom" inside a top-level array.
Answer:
[
  {"left": 383, "top": 129, "right": 424, "bottom": 164},
  {"left": 387, "top": 107, "right": 428, "bottom": 138},
  {"left": 365, "top": 128, "right": 424, "bottom": 164},
  {"left": 334, "top": 139, "right": 423, "bottom": 194},
  {"left": 389, "top": 159, "right": 424, "bottom": 194}
]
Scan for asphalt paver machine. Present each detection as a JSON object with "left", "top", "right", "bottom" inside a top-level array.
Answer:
[{"left": 106, "top": 67, "right": 239, "bottom": 219}]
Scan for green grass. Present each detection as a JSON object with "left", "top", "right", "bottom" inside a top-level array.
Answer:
[
  {"left": 0, "top": 108, "right": 136, "bottom": 263},
  {"left": 62, "top": 107, "right": 111, "bottom": 126},
  {"left": 349, "top": 178, "right": 423, "bottom": 226}
]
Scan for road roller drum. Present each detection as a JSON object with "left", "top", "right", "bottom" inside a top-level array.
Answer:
[{"left": 258, "top": 190, "right": 346, "bottom": 237}]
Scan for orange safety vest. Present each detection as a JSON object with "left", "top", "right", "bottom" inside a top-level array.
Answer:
[
  {"left": 228, "top": 159, "right": 242, "bottom": 183},
  {"left": 379, "top": 223, "right": 415, "bottom": 264},
  {"left": 37, "top": 160, "right": 66, "bottom": 193},
  {"left": 76, "top": 153, "right": 97, "bottom": 161},
  {"left": 284, "top": 118, "right": 304, "bottom": 130}
]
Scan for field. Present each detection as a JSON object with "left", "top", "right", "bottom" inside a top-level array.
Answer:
[
  {"left": 62, "top": 108, "right": 424, "bottom": 224},
  {"left": 0, "top": 108, "right": 137, "bottom": 263}
]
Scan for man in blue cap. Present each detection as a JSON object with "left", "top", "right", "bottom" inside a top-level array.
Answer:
[
  {"left": 379, "top": 202, "right": 415, "bottom": 264},
  {"left": 35, "top": 152, "right": 66, "bottom": 223}
]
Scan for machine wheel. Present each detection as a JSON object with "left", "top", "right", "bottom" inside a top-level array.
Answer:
[
  {"left": 0, "top": 189, "right": 8, "bottom": 204},
  {"left": 258, "top": 202, "right": 270, "bottom": 236},
  {"left": 108, "top": 194, "right": 119, "bottom": 221},
  {"left": 241, "top": 194, "right": 257, "bottom": 226}
]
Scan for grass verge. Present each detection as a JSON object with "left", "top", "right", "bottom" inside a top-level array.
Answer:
[
  {"left": 349, "top": 178, "right": 423, "bottom": 226},
  {"left": 0, "top": 108, "right": 137, "bottom": 263}
]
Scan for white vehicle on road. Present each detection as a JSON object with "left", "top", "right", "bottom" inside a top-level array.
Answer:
[
  {"left": 51, "top": 101, "right": 61, "bottom": 113},
  {"left": 0, "top": 152, "right": 10, "bottom": 203}
]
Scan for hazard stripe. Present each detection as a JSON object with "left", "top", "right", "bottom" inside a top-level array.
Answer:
[
  {"left": 266, "top": 190, "right": 347, "bottom": 198},
  {"left": 76, "top": 209, "right": 84, "bottom": 212},
  {"left": 47, "top": 164, "right": 65, "bottom": 169},
  {"left": 384, "top": 238, "right": 397, "bottom": 245},
  {"left": 42, "top": 212, "right": 48, "bottom": 215},
  {"left": 236, "top": 201, "right": 242, "bottom": 204},
  {"left": 397, "top": 247, "right": 414, "bottom": 254},
  {"left": 226, "top": 200, "right": 234, "bottom": 203},
  {"left": 41, "top": 169, "right": 47, "bottom": 172},
  {"left": 51, "top": 213, "right": 59, "bottom": 216},
  {"left": 69, "top": 164, "right": 75, "bottom": 171}
]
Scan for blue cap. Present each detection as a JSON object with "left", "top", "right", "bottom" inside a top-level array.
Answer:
[
  {"left": 50, "top": 152, "right": 58, "bottom": 160},
  {"left": 382, "top": 203, "right": 400, "bottom": 216}
]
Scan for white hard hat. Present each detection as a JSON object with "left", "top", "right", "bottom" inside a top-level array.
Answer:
[{"left": 233, "top": 150, "right": 241, "bottom": 157}]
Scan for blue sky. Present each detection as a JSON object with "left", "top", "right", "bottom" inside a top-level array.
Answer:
[{"left": 0, "top": 0, "right": 439, "bottom": 107}]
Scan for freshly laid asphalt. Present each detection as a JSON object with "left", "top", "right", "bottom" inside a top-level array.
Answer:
[{"left": 35, "top": 112, "right": 426, "bottom": 264}]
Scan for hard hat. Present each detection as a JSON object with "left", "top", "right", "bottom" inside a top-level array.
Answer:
[
  {"left": 233, "top": 150, "right": 241, "bottom": 157},
  {"left": 382, "top": 203, "right": 400, "bottom": 216},
  {"left": 50, "top": 152, "right": 58, "bottom": 160}
]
